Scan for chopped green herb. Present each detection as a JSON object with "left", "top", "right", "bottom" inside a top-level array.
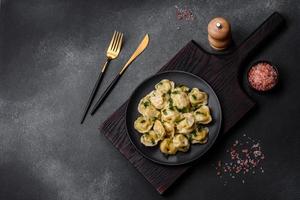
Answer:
[
  {"left": 178, "top": 107, "right": 189, "bottom": 113},
  {"left": 143, "top": 101, "right": 150, "bottom": 107},
  {"left": 171, "top": 91, "right": 179, "bottom": 94},
  {"left": 169, "top": 98, "right": 173, "bottom": 107},
  {"left": 169, "top": 106, "right": 175, "bottom": 111},
  {"left": 197, "top": 124, "right": 204, "bottom": 130},
  {"left": 175, "top": 118, "right": 185, "bottom": 123},
  {"left": 191, "top": 130, "right": 197, "bottom": 136},
  {"left": 192, "top": 94, "right": 197, "bottom": 100},
  {"left": 163, "top": 110, "right": 168, "bottom": 115}
]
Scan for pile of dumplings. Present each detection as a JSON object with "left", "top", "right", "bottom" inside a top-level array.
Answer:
[{"left": 134, "top": 79, "right": 212, "bottom": 155}]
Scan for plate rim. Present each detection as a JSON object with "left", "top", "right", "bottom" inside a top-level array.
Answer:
[{"left": 125, "top": 70, "right": 222, "bottom": 166}]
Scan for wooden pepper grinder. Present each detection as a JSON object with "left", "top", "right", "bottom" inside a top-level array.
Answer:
[{"left": 208, "top": 17, "right": 231, "bottom": 50}]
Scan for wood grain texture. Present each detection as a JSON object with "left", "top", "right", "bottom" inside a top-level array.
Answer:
[{"left": 100, "top": 12, "right": 285, "bottom": 194}]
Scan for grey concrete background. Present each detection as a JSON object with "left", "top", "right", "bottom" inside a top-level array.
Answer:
[{"left": 0, "top": 0, "right": 299, "bottom": 199}]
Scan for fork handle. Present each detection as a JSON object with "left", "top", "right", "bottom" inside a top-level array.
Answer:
[
  {"left": 80, "top": 59, "right": 110, "bottom": 124},
  {"left": 90, "top": 74, "right": 121, "bottom": 115}
]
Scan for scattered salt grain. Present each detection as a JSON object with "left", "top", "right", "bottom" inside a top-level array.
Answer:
[
  {"left": 215, "top": 134, "right": 265, "bottom": 185},
  {"left": 175, "top": 6, "right": 194, "bottom": 21}
]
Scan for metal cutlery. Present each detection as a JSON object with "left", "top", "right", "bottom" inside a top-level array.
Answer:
[
  {"left": 80, "top": 31, "right": 123, "bottom": 124},
  {"left": 90, "top": 34, "right": 149, "bottom": 115}
]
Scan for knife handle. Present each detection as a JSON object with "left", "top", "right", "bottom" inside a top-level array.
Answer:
[{"left": 90, "top": 74, "right": 121, "bottom": 115}]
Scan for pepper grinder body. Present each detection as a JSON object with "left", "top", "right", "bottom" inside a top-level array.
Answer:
[{"left": 208, "top": 17, "right": 231, "bottom": 50}]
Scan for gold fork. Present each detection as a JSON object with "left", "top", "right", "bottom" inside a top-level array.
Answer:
[{"left": 80, "top": 31, "right": 123, "bottom": 124}]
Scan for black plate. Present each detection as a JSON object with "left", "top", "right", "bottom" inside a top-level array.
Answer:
[{"left": 126, "top": 71, "right": 222, "bottom": 165}]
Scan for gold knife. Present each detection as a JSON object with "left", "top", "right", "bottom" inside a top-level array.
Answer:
[{"left": 91, "top": 34, "right": 150, "bottom": 115}]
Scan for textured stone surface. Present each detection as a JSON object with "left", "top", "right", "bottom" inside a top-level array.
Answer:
[{"left": 0, "top": 0, "right": 299, "bottom": 199}]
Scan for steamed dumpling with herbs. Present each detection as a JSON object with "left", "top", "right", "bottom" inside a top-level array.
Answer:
[
  {"left": 171, "top": 90, "right": 190, "bottom": 110},
  {"left": 160, "top": 138, "right": 177, "bottom": 155},
  {"left": 178, "top": 85, "right": 190, "bottom": 93},
  {"left": 137, "top": 97, "right": 150, "bottom": 115},
  {"left": 163, "top": 122, "right": 175, "bottom": 138},
  {"left": 161, "top": 107, "right": 180, "bottom": 123},
  {"left": 173, "top": 134, "right": 190, "bottom": 152},
  {"left": 149, "top": 90, "right": 169, "bottom": 110},
  {"left": 190, "top": 126, "right": 209, "bottom": 144},
  {"left": 140, "top": 130, "right": 160, "bottom": 146},
  {"left": 155, "top": 79, "right": 175, "bottom": 94},
  {"left": 194, "top": 105, "right": 212, "bottom": 124},
  {"left": 153, "top": 120, "right": 166, "bottom": 139},
  {"left": 138, "top": 98, "right": 160, "bottom": 119},
  {"left": 188, "top": 88, "right": 208, "bottom": 106},
  {"left": 176, "top": 113, "right": 195, "bottom": 134},
  {"left": 134, "top": 116, "right": 154, "bottom": 133}
]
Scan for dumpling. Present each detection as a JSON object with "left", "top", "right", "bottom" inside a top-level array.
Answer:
[
  {"left": 191, "top": 126, "right": 209, "bottom": 144},
  {"left": 155, "top": 79, "right": 175, "bottom": 94},
  {"left": 162, "top": 97, "right": 174, "bottom": 109},
  {"left": 178, "top": 85, "right": 190, "bottom": 93},
  {"left": 188, "top": 88, "right": 208, "bottom": 106},
  {"left": 138, "top": 97, "right": 150, "bottom": 115},
  {"left": 141, "top": 130, "right": 160, "bottom": 146},
  {"left": 171, "top": 89, "right": 190, "bottom": 110},
  {"left": 138, "top": 98, "right": 160, "bottom": 119},
  {"left": 176, "top": 113, "right": 195, "bottom": 134},
  {"left": 161, "top": 107, "right": 180, "bottom": 123},
  {"left": 163, "top": 122, "right": 175, "bottom": 138},
  {"left": 144, "top": 106, "right": 160, "bottom": 119},
  {"left": 134, "top": 116, "right": 154, "bottom": 133},
  {"left": 160, "top": 138, "right": 177, "bottom": 155},
  {"left": 194, "top": 105, "right": 212, "bottom": 124},
  {"left": 149, "top": 90, "right": 169, "bottom": 110},
  {"left": 153, "top": 120, "right": 166, "bottom": 139},
  {"left": 173, "top": 134, "right": 190, "bottom": 152}
]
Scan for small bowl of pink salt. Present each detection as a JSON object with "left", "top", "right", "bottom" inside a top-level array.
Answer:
[{"left": 247, "top": 61, "right": 279, "bottom": 92}]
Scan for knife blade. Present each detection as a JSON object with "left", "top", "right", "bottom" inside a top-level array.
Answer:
[{"left": 119, "top": 34, "right": 149, "bottom": 75}]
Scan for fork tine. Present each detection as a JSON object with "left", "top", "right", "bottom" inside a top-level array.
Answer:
[
  {"left": 113, "top": 32, "right": 121, "bottom": 51},
  {"left": 112, "top": 32, "right": 121, "bottom": 51},
  {"left": 116, "top": 33, "right": 123, "bottom": 52},
  {"left": 108, "top": 31, "right": 117, "bottom": 51}
]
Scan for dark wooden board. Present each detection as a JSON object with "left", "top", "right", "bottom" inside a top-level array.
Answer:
[{"left": 100, "top": 12, "right": 285, "bottom": 194}]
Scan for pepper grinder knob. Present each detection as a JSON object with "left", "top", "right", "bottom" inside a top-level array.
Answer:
[{"left": 208, "top": 17, "right": 231, "bottom": 50}]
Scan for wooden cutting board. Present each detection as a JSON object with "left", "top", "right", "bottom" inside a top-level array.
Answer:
[{"left": 101, "top": 12, "right": 285, "bottom": 194}]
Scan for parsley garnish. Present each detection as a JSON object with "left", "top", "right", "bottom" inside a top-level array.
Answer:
[
  {"left": 175, "top": 118, "right": 185, "bottom": 123},
  {"left": 178, "top": 107, "right": 189, "bottom": 113},
  {"left": 169, "top": 98, "right": 173, "bottom": 107},
  {"left": 143, "top": 101, "right": 150, "bottom": 107}
]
